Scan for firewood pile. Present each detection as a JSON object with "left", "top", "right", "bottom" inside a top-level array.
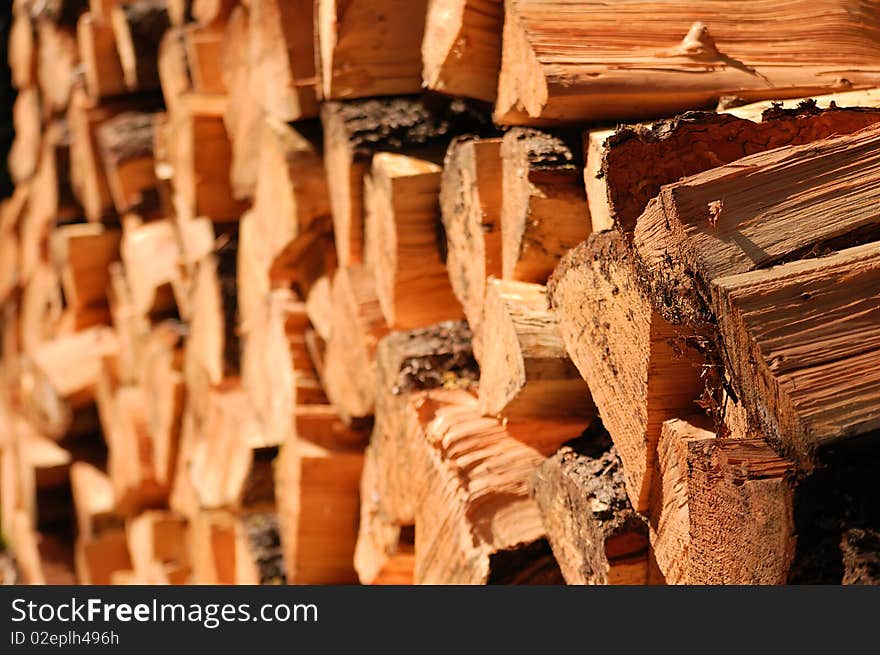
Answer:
[{"left": 2, "top": 0, "right": 879, "bottom": 585}]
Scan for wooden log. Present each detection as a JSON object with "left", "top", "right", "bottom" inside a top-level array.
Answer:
[
  {"left": 75, "top": 530, "right": 132, "bottom": 584},
  {"left": 157, "top": 27, "right": 191, "bottom": 114},
  {"left": 190, "top": 509, "right": 284, "bottom": 584},
  {"left": 36, "top": 20, "right": 79, "bottom": 115},
  {"left": 305, "top": 275, "right": 332, "bottom": 341},
  {"left": 634, "top": 123, "right": 880, "bottom": 328},
  {"left": 547, "top": 232, "right": 705, "bottom": 511},
  {"left": 50, "top": 223, "right": 120, "bottom": 322},
  {"left": 110, "top": 0, "right": 170, "bottom": 91},
  {"left": 247, "top": 0, "right": 319, "bottom": 122},
  {"left": 599, "top": 104, "right": 880, "bottom": 237},
  {"left": 412, "top": 389, "right": 568, "bottom": 584},
  {"left": 70, "top": 461, "right": 121, "bottom": 541},
  {"left": 651, "top": 417, "right": 796, "bottom": 584},
  {"left": 439, "top": 136, "right": 503, "bottom": 346},
  {"left": 321, "top": 97, "right": 490, "bottom": 266},
  {"left": 500, "top": 128, "right": 589, "bottom": 283},
  {"left": 422, "top": 0, "right": 502, "bottom": 103},
  {"left": 9, "top": 8, "right": 36, "bottom": 89},
  {"left": 531, "top": 425, "right": 654, "bottom": 584},
  {"left": 364, "top": 151, "right": 462, "bottom": 330},
  {"left": 274, "top": 432, "right": 364, "bottom": 584},
  {"left": 478, "top": 278, "right": 593, "bottom": 422},
  {"left": 96, "top": 111, "right": 161, "bottom": 216},
  {"left": 316, "top": 0, "right": 428, "bottom": 100},
  {"left": 711, "top": 241, "right": 880, "bottom": 467},
  {"left": 127, "top": 510, "right": 190, "bottom": 583},
  {"left": 77, "top": 12, "right": 128, "bottom": 99},
  {"left": 183, "top": 22, "right": 225, "bottom": 94},
  {"left": 120, "top": 217, "right": 182, "bottom": 317},
  {"left": 9, "top": 87, "right": 41, "bottom": 184},
  {"left": 494, "top": 1, "right": 880, "bottom": 125},
  {"left": 174, "top": 94, "right": 248, "bottom": 221},
  {"left": 322, "top": 265, "right": 390, "bottom": 423}
]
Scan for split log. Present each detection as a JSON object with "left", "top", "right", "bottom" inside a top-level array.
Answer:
[
  {"left": 412, "top": 389, "right": 568, "bottom": 584},
  {"left": 120, "top": 217, "right": 182, "bottom": 317},
  {"left": 500, "top": 129, "right": 589, "bottom": 283},
  {"left": 9, "top": 8, "right": 36, "bottom": 89},
  {"left": 364, "top": 151, "right": 462, "bottom": 329},
  {"left": 110, "top": 0, "right": 170, "bottom": 91},
  {"left": 531, "top": 425, "right": 653, "bottom": 584},
  {"left": 274, "top": 434, "right": 364, "bottom": 583},
  {"left": 599, "top": 104, "right": 880, "bottom": 237},
  {"left": 247, "top": 0, "right": 319, "bottom": 121},
  {"left": 190, "top": 509, "right": 284, "bottom": 584},
  {"left": 316, "top": 0, "right": 428, "bottom": 100},
  {"left": 422, "top": 0, "right": 503, "bottom": 103},
  {"left": 182, "top": 22, "right": 225, "bottom": 94},
  {"left": 478, "top": 279, "right": 593, "bottom": 421},
  {"left": 36, "top": 20, "right": 79, "bottom": 115},
  {"left": 634, "top": 122, "right": 880, "bottom": 328},
  {"left": 75, "top": 529, "right": 132, "bottom": 584},
  {"left": 174, "top": 94, "right": 249, "bottom": 221},
  {"left": 305, "top": 276, "right": 332, "bottom": 341},
  {"left": 70, "top": 461, "right": 120, "bottom": 542},
  {"left": 321, "top": 97, "right": 490, "bottom": 265},
  {"left": 439, "top": 136, "right": 503, "bottom": 344},
  {"left": 50, "top": 223, "right": 120, "bottom": 323},
  {"left": 322, "top": 265, "right": 390, "bottom": 423},
  {"left": 96, "top": 111, "right": 161, "bottom": 216},
  {"left": 9, "top": 87, "right": 41, "bottom": 184},
  {"left": 547, "top": 232, "right": 705, "bottom": 511},
  {"left": 711, "top": 241, "right": 880, "bottom": 467},
  {"left": 495, "top": 1, "right": 880, "bottom": 125},
  {"left": 651, "top": 417, "right": 795, "bottom": 584},
  {"left": 127, "top": 510, "right": 190, "bottom": 583},
  {"left": 157, "top": 27, "right": 191, "bottom": 114},
  {"left": 77, "top": 12, "right": 128, "bottom": 99}
]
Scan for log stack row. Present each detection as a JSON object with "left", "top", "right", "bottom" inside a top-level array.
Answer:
[{"left": 2, "top": 0, "right": 879, "bottom": 585}]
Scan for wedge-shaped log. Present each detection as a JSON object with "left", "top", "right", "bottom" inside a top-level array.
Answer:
[
  {"left": 501, "top": 129, "right": 589, "bottom": 283},
  {"left": 495, "top": 1, "right": 880, "bottom": 125},
  {"left": 711, "top": 241, "right": 880, "bottom": 466},
  {"left": 322, "top": 97, "right": 489, "bottom": 265},
  {"left": 478, "top": 279, "right": 594, "bottom": 421},
  {"left": 422, "top": 0, "right": 503, "bottom": 103},
  {"left": 365, "top": 152, "right": 462, "bottom": 329},
  {"left": 317, "top": 0, "right": 428, "bottom": 100},
  {"left": 440, "top": 136, "right": 503, "bottom": 346},
  {"left": 634, "top": 123, "right": 880, "bottom": 327},
  {"left": 531, "top": 426, "right": 653, "bottom": 585},
  {"left": 548, "top": 232, "right": 705, "bottom": 511}
]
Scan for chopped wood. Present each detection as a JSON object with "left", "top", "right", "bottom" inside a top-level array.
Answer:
[
  {"left": 422, "top": 0, "right": 502, "bottom": 103},
  {"left": 531, "top": 426, "right": 653, "bottom": 585},
  {"left": 548, "top": 232, "right": 705, "bottom": 511},
  {"left": 182, "top": 22, "right": 226, "bottom": 95},
  {"left": 9, "top": 87, "right": 41, "bottom": 184},
  {"left": 316, "top": 0, "right": 428, "bottom": 100},
  {"left": 478, "top": 279, "right": 594, "bottom": 421},
  {"left": 96, "top": 111, "right": 161, "bottom": 216},
  {"left": 500, "top": 128, "right": 590, "bottom": 283},
  {"left": 364, "top": 151, "right": 462, "bottom": 329},
  {"left": 495, "top": 1, "right": 880, "bottom": 125},
  {"left": 110, "top": 0, "right": 170, "bottom": 91},
  {"left": 634, "top": 123, "right": 880, "bottom": 327},
  {"left": 77, "top": 12, "right": 128, "bottom": 99},
  {"left": 36, "top": 20, "right": 79, "bottom": 115}
]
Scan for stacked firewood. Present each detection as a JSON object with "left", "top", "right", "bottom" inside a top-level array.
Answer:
[{"left": 2, "top": 0, "right": 879, "bottom": 585}]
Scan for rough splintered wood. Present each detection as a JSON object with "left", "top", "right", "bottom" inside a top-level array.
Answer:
[
  {"left": 413, "top": 389, "right": 568, "bottom": 584},
  {"left": 96, "top": 111, "right": 160, "bottom": 216},
  {"left": 322, "top": 265, "right": 390, "bottom": 423},
  {"left": 711, "top": 241, "right": 880, "bottom": 466},
  {"left": 321, "top": 97, "right": 490, "bottom": 266},
  {"left": 440, "top": 136, "right": 503, "bottom": 346},
  {"left": 365, "top": 152, "right": 462, "bottom": 330},
  {"left": 652, "top": 418, "right": 796, "bottom": 584},
  {"left": 77, "top": 12, "right": 128, "bottom": 99},
  {"left": 317, "top": 0, "right": 428, "bottom": 100},
  {"left": 366, "top": 321, "right": 478, "bottom": 532},
  {"left": 547, "top": 232, "right": 705, "bottom": 512},
  {"left": 501, "top": 129, "right": 590, "bottom": 283},
  {"left": 248, "top": 0, "right": 319, "bottom": 121},
  {"left": 422, "top": 0, "right": 503, "bottom": 103},
  {"left": 600, "top": 103, "right": 880, "bottom": 236},
  {"left": 634, "top": 123, "right": 880, "bottom": 328},
  {"left": 531, "top": 427, "right": 652, "bottom": 585},
  {"left": 110, "top": 0, "right": 170, "bottom": 91},
  {"left": 495, "top": 1, "right": 880, "bottom": 125},
  {"left": 478, "top": 279, "right": 594, "bottom": 421}
]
